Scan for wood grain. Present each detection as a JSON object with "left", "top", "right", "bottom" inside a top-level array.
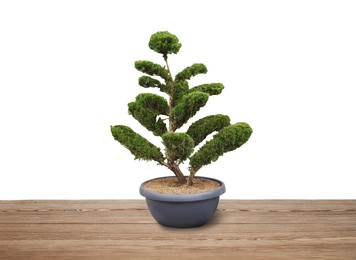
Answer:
[{"left": 0, "top": 200, "right": 355, "bottom": 259}]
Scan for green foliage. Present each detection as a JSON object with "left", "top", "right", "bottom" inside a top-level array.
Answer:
[
  {"left": 173, "top": 80, "right": 189, "bottom": 106},
  {"left": 135, "top": 93, "right": 169, "bottom": 115},
  {"left": 128, "top": 103, "right": 167, "bottom": 136},
  {"left": 149, "top": 31, "right": 182, "bottom": 56},
  {"left": 128, "top": 93, "right": 168, "bottom": 136},
  {"left": 189, "top": 123, "right": 253, "bottom": 172},
  {"left": 112, "top": 31, "right": 253, "bottom": 184},
  {"left": 172, "top": 92, "right": 209, "bottom": 130},
  {"left": 111, "top": 125, "right": 164, "bottom": 162},
  {"left": 189, "top": 83, "right": 224, "bottom": 96},
  {"left": 175, "top": 63, "right": 208, "bottom": 81},
  {"left": 135, "top": 60, "right": 170, "bottom": 81},
  {"left": 186, "top": 114, "right": 230, "bottom": 146},
  {"left": 162, "top": 132, "right": 194, "bottom": 162},
  {"left": 138, "top": 76, "right": 168, "bottom": 93}
]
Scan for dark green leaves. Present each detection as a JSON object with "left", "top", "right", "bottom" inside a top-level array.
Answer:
[
  {"left": 149, "top": 31, "right": 182, "bottom": 56},
  {"left": 134, "top": 93, "right": 169, "bottom": 115},
  {"left": 128, "top": 93, "right": 169, "bottom": 136},
  {"left": 111, "top": 125, "right": 164, "bottom": 162},
  {"left": 175, "top": 64, "right": 208, "bottom": 81},
  {"left": 138, "top": 76, "right": 168, "bottom": 93},
  {"left": 189, "top": 83, "right": 224, "bottom": 96},
  {"left": 189, "top": 123, "right": 253, "bottom": 172},
  {"left": 135, "top": 60, "right": 170, "bottom": 81},
  {"left": 173, "top": 80, "right": 189, "bottom": 106},
  {"left": 187, "top": 114, "right": 230, "bottom": 146},
  {"left": 162, "top": 132, "right": 194, "bottom": 162},
  {"left": 172, "top": 92, "right": 209, "bottom": 130}
]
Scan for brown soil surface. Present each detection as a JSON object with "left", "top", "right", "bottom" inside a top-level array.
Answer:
[{"left": 143, "top": 177, "right": 221, "bottom": 194}]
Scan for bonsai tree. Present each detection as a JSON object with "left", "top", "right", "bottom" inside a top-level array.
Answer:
[{"left": 111, "top": 31, "right": 253, "bottom": 186}]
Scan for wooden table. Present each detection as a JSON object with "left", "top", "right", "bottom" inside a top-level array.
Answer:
[{"left": 0, "top": 200, "right": 355, "bottom": 259}]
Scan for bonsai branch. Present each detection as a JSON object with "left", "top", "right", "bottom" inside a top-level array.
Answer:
[
  {"left": 159, "top": 160, "right": 186, "bottom": 184},
  {"left": 187, "top": 166, "right": 201, "bottom": 186},
  {"left": 163, "top": 56, "right": 176, "bottom": 133}
]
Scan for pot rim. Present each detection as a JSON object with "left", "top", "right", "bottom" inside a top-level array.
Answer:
[{"left": 139, "top": 176, "right": 226, "bottom": 202}]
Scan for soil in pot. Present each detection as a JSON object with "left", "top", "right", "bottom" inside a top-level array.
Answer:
[{"left": 143, "top": 177, "right": 221, "bottom": 194}]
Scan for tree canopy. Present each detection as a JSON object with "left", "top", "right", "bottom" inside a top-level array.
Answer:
[{"left": 111, "top": 31, "right": 253, "bottom": 185}]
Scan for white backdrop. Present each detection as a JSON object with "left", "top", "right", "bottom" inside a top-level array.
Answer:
[{"left": 1, "top": 0, "right": 355, "bottom": 199}]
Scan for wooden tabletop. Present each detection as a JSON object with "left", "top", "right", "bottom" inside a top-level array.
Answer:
[{"left": 0, "top": 200, "right": 355, "bottom": 259}]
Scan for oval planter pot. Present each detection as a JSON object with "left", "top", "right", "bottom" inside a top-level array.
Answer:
[{"left": 139, "top": 177, "right": 226, "bottom": 228}]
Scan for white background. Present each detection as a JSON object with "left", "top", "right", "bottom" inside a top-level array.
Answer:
[{"left": 1, "top": 0, "right": 355, "bottom": 199}]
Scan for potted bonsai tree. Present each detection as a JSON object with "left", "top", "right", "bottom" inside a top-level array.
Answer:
[{"left": 111, "top": 31, "right": 252, "bottom": 228}]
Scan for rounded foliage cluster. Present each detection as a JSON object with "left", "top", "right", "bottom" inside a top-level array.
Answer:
[
  {"left": 175, "top": 63, "right": 207, "bottom": 81},
  {"left": 128, "top": 93, "right": 169, "bottom": 136},
  {"left": 135, "top": 60, "right": 169, "bottom": 81},
  {"left": 187, "top": 114, "right": 230, "bottom": 146},
  {"left": 111, "top": 125, "right": 164, "bottom": 162},
  {"left": 162, "top": 132, "right": 194, "bottom": 162},
  {"left": 149, "top": 31, "right": 182, "bottom": 56},
  {"left": 189, "top": 123, "right": 253, "bottom": 172},
  {"left": 172, "top": 92, "right": 209, "bottom": 129}
]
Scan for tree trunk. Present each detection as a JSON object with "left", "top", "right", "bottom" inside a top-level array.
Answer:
[
  {"left": 163, "top": 56, "right": 186, "bottom": 185},
  {"left": 187, "top": 166, "right": 200, "bottom": 186},
  {"left": 187, "top": 176, "right": 193, "bottom": 186},
  {"left": 171, "top": 164, "right": 186, "bottom": 184}
]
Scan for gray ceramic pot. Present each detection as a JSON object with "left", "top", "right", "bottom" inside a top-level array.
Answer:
[{"left": 139, "top": 177, "right": 226, "bottom": 228}]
